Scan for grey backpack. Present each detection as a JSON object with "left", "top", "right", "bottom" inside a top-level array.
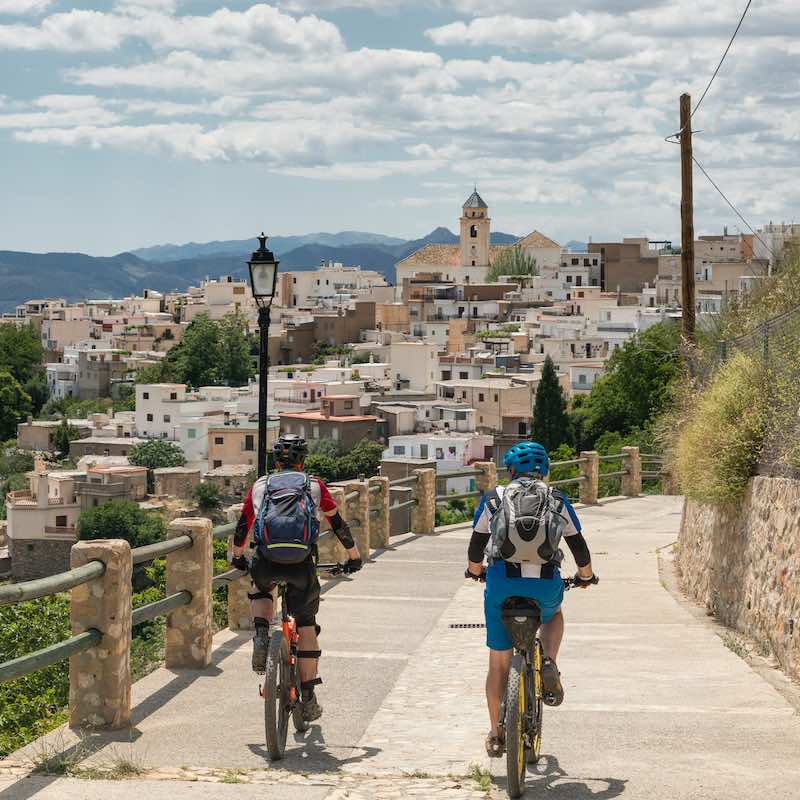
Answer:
[{"left": 489, "top": 478, "right": 569, "bottom": 565}]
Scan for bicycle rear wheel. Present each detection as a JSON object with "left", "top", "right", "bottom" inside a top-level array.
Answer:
[
  {"left": 528, "top": 640, "right": 544, "bottom": 765},
  {"left": 505, "top": 653, "right": 528, "bottom": 799},
  {"left": 264, "top": 632, "right": 290, "bottom": 760}
]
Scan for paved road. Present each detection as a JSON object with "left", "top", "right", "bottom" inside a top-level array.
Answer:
[{"left": 3, "top": 495, "right": 800, "bottom": 799}]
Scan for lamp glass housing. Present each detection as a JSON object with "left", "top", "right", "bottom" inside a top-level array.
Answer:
[{"left": 249, "top": 261, "right": 278, "bottom": 302}]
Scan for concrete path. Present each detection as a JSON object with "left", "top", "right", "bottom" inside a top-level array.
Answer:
[{"left": 3, "top": 495, "right": 800, "bottom": 799}]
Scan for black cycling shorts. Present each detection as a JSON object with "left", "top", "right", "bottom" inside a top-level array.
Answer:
[{"left": 250, "top": 554, "right": 320, "bottom": 628}]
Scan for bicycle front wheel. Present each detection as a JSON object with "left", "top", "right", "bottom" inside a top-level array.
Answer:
[
  {"left": 264, "top": 632, "right": 290, "bottom": 760},
  {"left": 505, "top": 653, "right": 528, "bottom": 799}
]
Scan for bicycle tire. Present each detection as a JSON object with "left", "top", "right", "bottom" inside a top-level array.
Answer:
[
  {"left": 528, "top": 640, "right": 544, "bottom": 765},
  {"left": 264, "top": 632, "right": 290, "bottom": 760},
  {"left": 505, "top": 653, "right": 528, "bottom": 799}
]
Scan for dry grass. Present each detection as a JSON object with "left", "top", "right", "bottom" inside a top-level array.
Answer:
[{"left": 674, "top": 351, "right": 767, "bottom": 507}]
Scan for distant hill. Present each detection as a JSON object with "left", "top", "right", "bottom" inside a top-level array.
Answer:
[
  {"left": 565, "top": 240, "right": 587, "bottom": 252},
  {"left": 0, "top": 226, "right": 525, "bottom": 312},
  {"left": 132, "top": 231, "right": 407, "bottom": 262}
]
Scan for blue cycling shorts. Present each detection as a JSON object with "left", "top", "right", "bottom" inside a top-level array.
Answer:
[{"left": 483, "top": 561, "right": 564, "bottom": 651}]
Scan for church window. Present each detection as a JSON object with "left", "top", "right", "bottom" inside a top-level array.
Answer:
[
  {"left": 472, "top": 261, "right": 476, "bottom": 266},
  {"left": 470, "top": 225, "right": 478, "bottom": 239}
]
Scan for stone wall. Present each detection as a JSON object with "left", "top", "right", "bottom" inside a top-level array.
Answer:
[
  {"left": 9, "top": 537, "right": 73, "bottom": 581},
  {"left": 153, "top": 468, "right": 202, "bottom": 499},
  {"left": 677, "top": 476, "right": 800, "bottom": 682}
]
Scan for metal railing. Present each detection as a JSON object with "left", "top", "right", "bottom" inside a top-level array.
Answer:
[{"left": 0, "top": 519, "right": 239, "bottom": 687}]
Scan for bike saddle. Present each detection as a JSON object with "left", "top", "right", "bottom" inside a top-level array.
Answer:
[{"left": 500, "top": 597, "right": 542, "bottom": 651}]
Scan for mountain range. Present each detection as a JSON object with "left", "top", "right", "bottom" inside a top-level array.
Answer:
[{"left": 0, "top": 227, "right": 523, "bottom": 312}]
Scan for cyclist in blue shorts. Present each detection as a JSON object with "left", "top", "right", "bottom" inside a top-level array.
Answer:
[{"left": 466, "top": 441, "right": 597, "bottom": 758}]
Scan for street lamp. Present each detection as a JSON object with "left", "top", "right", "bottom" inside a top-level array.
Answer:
[{"left": 248, "top": 233, "right": 279, "bottom": 477}]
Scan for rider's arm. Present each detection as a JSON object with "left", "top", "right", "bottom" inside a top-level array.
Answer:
[
  {"left": 319, "top": 481, "right": 360, "bottom": 560},
  {"left": 467, "top": 492, "right": 493, "bottom": 576},
  {"left": 232, "top": 487, "right": 255, "bottom": 556},
  {"left": 560, "top": 494, "right": 594, "bottom": 580}
]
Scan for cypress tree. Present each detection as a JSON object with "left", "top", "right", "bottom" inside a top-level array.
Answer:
[{"left": 531, "top": 355, "right": 570, "bottom": 452}]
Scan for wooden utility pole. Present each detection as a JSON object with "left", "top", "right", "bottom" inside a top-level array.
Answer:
[{"left": 680, "top": 93, "right": 696, "bottom": 341}]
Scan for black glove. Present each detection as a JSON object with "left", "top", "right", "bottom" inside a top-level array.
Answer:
[
  {"left": 465, "top": 568, "right": 486, "bottom": 583},
  {"left": 343, "top": 557, "right": 363, "bottom": 574},
  {"left": 573, "top": 572, "right": 599, "bottom": 588},
  {"left": 231, "top": 554, "right": 249, "bottom": 573}
]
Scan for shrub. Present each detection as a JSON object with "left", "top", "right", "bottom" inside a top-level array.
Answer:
[
  {"left": 194, "top": 482, "right": 222, "bottom": 513},
  {"left": 77, "top": 500, "right": 167, "bottom": 549},
  {"left": 674, "top": 352, "right": 766, "bottom": 507}
]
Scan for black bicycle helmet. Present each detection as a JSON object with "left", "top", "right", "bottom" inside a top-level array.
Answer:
[{"left": 273, "top": 433, "right": 308, "bottom": 465}]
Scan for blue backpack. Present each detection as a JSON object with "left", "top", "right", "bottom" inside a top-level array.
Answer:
[{"left": 253, "top": 472, "right": 319, "bottom": 564}]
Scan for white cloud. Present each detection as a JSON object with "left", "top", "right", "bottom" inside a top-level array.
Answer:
[
  {"left": 0, "top": 94, "right": 121, "bottom": 128},
  {"left": 0, "top": 0, "right": 52, "bottom": 14},
  {"left": 0, "top": 4, "right": 344, "bottom": 53}
]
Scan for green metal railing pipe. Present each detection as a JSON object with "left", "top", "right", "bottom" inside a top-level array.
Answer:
[
  {"left": 388, "top": 475, "right": 419, "bottom": 487},
  {"left": 549, "top": 477, "right": 587, "bottom": 487},
  {"left": 597, "top": 454, "right": 624, "bottom": 462},
  {"left": 0, "top": 629, "right": 101, "bottom": 685},
  {"left": 389, "top": 499, "right": 418, "bottom": 512},
  {"left": 0, "top": 560, "right": 105, "bottom": 606},
  {"left": 435, "top": 491, "right": 481, "bottom": 503},
  {"left": 132, "top": 535, "right": 193, "bottom": 566},
  {"left": 132, "top": 591, "right": 192, "bottom": 627},
  {"left": 212, "top": 568, "right": 244, "bottom": 589},
  {"left": 212, "top": 522, "right": 236, "bottom": 541}
]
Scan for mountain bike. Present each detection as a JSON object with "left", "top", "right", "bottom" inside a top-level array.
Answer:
[
  {"left": 500, "top": 575, "right": 599, "bottom": 799},
  {"left": 262, "top": 562, "right": 346, "bottom": 761}
]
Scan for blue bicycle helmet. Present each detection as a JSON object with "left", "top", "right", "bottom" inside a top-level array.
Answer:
[{"left": 503, "top": 441, "right": 550, "bottom": 476}]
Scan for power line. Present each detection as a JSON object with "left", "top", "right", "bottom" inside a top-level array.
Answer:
[
  {"left": 692, "top": 155, "right": 778, "bottom": 264},
  {"left": 665, "top": 0, "right": 754, "bottom": 143},
  {"left": 691, "top": 0, "right": 754, "bottom": 120}
]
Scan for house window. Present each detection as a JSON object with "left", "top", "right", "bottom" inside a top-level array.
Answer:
[
  {"left": 435, "top": 448, "right": 444, "bottom": 460},
  {"left": 213, "top": 460, "right": 222, "bottom": 469},
  {"left": 393, "top": 445, "right": 405, "bottom": 455},
  {"left": 494, "top": 394, "right": 499, "bottom": 402},
  {"left": 566, "top": 275, "right": 573, "bottom": 283},
  {"left": 576, "top": 276, "right": 582, "bottom": 287},
  {"left": 244, "top": 435, "right": 255, "bottom": 452},
  {"left": 146, "top": 413, "right": 153, "bottom": 422},
  {"left": 579, "top": 374, "right": 587, "bottom": 384},
  {"left": 215, "top": 436, "right": 224, "bottom": 445},
  {"left": 55, "top": 515, "right": 67, "bottom": 528},
  {"left": 163, "top": 414, "right": 170, "bottom": 423},
  {"left": 459, "top": 371, "right": 468, "bottom": 380},
  {"left": 462, "top": 391, "right": 467, "bottom": 399},
  {"left": 571, "top": 258, "right": 579, "bottom": 266},
  {"left": 170, "top": 392, "right": 177, "bottom": 400},
  {"left": 448, "top": 446, "right": 456, "bottom": 456},
  {"left": 344, "top": 400, "right": 353, "bottom": 410},
  {"left": 143, "top": 392, "right": 149, "bottom": 400},
  {"left": 479, "top": 393, "right": 485, "bottom": 402},
  {"left": 442, "top": 370, "right": 452, "bottom": 380},
  {"left": 187, "top": 429, "right": 197, "bottom": 440}
]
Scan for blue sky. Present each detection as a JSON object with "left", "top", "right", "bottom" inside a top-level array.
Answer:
[{"left": 0, "top": 0, "right": 798, "bottom": 255}]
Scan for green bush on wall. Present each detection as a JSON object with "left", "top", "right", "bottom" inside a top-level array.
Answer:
[{"left": 675, "top": 351, "right": 767, "bottom": 507}]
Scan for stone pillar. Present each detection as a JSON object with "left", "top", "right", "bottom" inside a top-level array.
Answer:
[
  {"left": 411, "top": 469, "right": 436, "bottom": 535},
  {"left": 226, "top": 504, "right": 252, "bottom": 632},
  {"left": 318, "top": 486, "right": 348, "bottom": 564},
  {"left": 579, "top": 451, "right": 599, "bottom": 505},
  {"left": 69, "top": 539, "right": 132, "bottom": 730},
  {"left": 621, "top": 446, "right": 642, "bottom": 497},
  {"left": 368, "top": 476, "right": 390, "bottom": 550},
  {"left": 345, "top": 481, "right": 371, "bottom": 559},
  {"left": 474, "top": 461, "right": 496, "bottom": 496},
  {"left": 165, "top": 518, "right": 213, "bottom": 669}
]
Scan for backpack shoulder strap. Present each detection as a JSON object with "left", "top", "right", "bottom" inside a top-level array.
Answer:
[{"left": 485, "top": 487, "right": 502, "bottom": 515}]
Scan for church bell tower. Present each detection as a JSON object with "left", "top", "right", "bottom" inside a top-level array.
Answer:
[{"left": 459, "top": 188, "right": 490, "bottom": 268}]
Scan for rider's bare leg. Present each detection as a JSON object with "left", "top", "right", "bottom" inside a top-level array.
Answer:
[
  {"left": 251, "top": 597, "right": 274, "bottom": 623},
  {"left": 297, "top": 625, "right": 320, "bottom": 684},
  {"left": 540, "top": 609, "right": 564, "bottom": 661},
  {"left": 486, "top": 648, "right": 512, "bottom": 737}
]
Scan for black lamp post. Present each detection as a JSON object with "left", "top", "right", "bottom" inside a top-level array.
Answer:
[{"left": 248, "top": 233, "right": 279, "bottom": 477}]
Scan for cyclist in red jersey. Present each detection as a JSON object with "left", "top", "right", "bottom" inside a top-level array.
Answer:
[{"left": 231, "top": 434, "right": 361, "bottom": 723}]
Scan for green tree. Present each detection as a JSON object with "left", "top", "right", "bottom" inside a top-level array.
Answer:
[
  {"left": 129, "top": 440, "right": 186, "bottom": 493},
  {"left": 338, "top": 438, "right": 384, "bottom": 481},
  {"left": 113, "top": 384, "right": 136, "bottom": 413},
  {"left": 570, "top": 322, "right": 681, "bottom": 450},
  {"left": 487, "top": 247, "right": 538, "bottom": 283},
  {"left": 0, "top": 324, "right": 44, "bottom": 385},
  {"left": 531, "top": 356, "right": 570, "bottom": 452},
  {"left": 23, "top": 372, "right": 48, "bottom": 416},
  {"left": 53, "top": 419, "right": 79, "bottom": 456},
  {"left": 219, "top": 312, "right": 254, "bottom": 386},
  {"left": 167, "top": 313, "right": 222, "bottom": 387},
  {"left": 194, "top": 482, "right": 222, "bottom": 513},
  {"left": 0, "top": 371, "right": 32, "bottom": 441},
  {"left": 77, "top": 500, "right": 166, "bottom": 549},
  {"left": 135, "top": 361, "right": 178, "bottom": 385},
  {"left": 129, "top": 440, "right": 186, "bottom": 470}
]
